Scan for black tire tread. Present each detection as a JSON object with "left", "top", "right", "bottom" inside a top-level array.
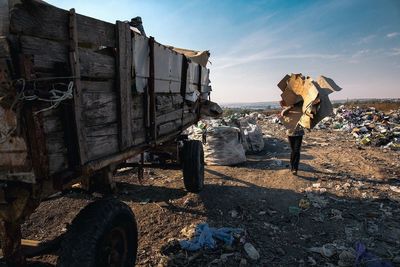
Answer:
[
  {"left": 57, "top": 198, "right": 137, "bottom": 267},
  {"left": 182, "top": 140, "right": 204, "bottom": 193}
]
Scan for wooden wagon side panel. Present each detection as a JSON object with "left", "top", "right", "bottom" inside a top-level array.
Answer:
[
  {"left": 9, "top": 2, "right": 120, "bottom": 173},
  {"left": 131, "top": 33, "right": 148, "bottom": 146},
  {"left": 82, "top": 81, "right": 119, "bottom": 161},
  {"left": 4, "top": 0, "right": 206, "bottom": 182},
  {"left": 10, "top": 1, "right": 115, "bottom": 48}
]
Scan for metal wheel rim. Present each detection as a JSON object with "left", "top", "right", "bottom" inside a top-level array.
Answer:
[{"left": 100, "top": 226, "right": 128, "bottom": 267}]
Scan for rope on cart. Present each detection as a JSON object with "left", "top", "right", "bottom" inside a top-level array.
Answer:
[
  {"left": 19, "top": 80, "right": 74, "bottom": 114},
  {"left": 0, "top": 77, "right": 75, "bottom": 144}
]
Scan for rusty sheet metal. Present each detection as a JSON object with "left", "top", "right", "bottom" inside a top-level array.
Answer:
[
  {"left": 153, "top": 41, "right": 183, "bottom": 94},
  {"left": 168, "top": 47, "right": 210, "bottom": 68},
  {"left": 133, "top": 33, "right": 149, "bottom": 94}
]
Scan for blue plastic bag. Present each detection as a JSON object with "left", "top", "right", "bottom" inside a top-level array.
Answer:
[{"left": 179, "top": 223, "right": 243, "bottom": 251}]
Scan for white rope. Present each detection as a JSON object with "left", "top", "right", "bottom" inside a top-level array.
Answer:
[
  {"left": 19, "top": 81, "right": 74, "bottom": 114},
  {"left": 0, "top": 79, "right": 74, "bottom": 144}
]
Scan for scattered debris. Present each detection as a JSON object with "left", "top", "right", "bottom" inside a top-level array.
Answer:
[
  {"left": 355, "top": 242, "right": 394, "bottom": 267},
  {"left": 309, "top": 243, "right": 337, "bottom": 257},
  {"left": 179, "top": 223, "right": 243, "bottom": 251},
  {"left": 243, "top": 242, "right": 260, "bottom": 260},
  {"left": 299, "top": 198, "right": 310, "bottom": 210},
  {"left": 338, "top": 249, "right": 356, "bottom": 266},
  {"left": 316, "top": 106, "right": 400, "bottom": 150}
]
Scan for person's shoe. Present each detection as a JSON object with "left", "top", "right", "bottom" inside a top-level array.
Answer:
[{"left": 291, "top": 170, "right": 298, "bottom": 176}]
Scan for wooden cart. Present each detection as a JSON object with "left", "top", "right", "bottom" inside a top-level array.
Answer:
[{"left": 0, "top": 0, "right": 220, "bottom": 265}]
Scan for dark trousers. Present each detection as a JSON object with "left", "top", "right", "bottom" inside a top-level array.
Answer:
[{"left": 288, "top": 135, "right": 303, "bottom": 171}]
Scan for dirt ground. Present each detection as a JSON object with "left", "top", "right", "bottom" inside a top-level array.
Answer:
[{"left": 22, "top": 120, "right": 400, "bottom": 266}]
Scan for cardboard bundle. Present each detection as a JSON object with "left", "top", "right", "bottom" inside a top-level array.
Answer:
[{"left": 278, "top": 73, "right": 342, "bottom": 130}]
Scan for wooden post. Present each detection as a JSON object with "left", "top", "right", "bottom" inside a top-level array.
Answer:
[
  {"left": 197, "top": 65, "right": 202, "bottom": 120},
  {"left": 148, "top": 37, "right": 156, "bottom": 142},
  {"left": 179, "top": 56, "right": 188, "bottom": 132},
  {"left": 68, "top": 9, "right": 87, "bottom": 164},
  {"left": 0, "top": 0, "right": 9, "bottom": 36},
  {"left": 116, "top": 21, "right": 133, "bottom": 150}
]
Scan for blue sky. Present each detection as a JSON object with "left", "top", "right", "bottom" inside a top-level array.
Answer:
[{"left": 48, "top": 0, "right": 400, "bottom": 103}]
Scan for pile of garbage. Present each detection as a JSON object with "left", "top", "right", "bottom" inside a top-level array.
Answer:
[
  {"left": 316, "top": 105, "right": 400, "bottom": 150},
  {"left": 187, "top": 114, "right": 265, "bottom": 165}
]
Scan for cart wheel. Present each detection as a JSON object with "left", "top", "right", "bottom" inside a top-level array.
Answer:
[
  {"left": 57, "top": 198, "right": 138, "bottom": 267},
  {"left": 182, "top": 140, "right": 204, "bottom": 193}
]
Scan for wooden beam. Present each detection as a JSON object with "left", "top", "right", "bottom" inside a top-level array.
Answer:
[
  {"left": 148, "top": 37, "right": 156, "bottom": 142},
  {"left": 19, "top": 35, "right": 115, "bottom": 79},
  {"left": 68, "top": 8, "right": 87, "bottom": 165},
  {"left": 18, "top": 54, "right": 50, "bottom": 179},
  {"left": 0, "top": 0, "right": 9, "bottom": 36},
  {"left": 10, "top": 1, "right": 116, "bottom": 48},
  {"left": 116, "top": 21, "right": 133, "bottom": 150}
]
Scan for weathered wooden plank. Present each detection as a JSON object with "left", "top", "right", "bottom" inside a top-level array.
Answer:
[
  {"left": 81, "top": 80, "right": 115, "bottom": 93},
  {"left": 156, "top": 109, "right": 183, "bottom": 124},
  {"left": 131, "top": 118, "right": 144, "bottom": 133},
  {"left": 83, "top": 91, "right": 116, "bottom": 110},
  {"left": 132, "top": 131, "right": 146, "bottom": 146},
  {"left": 156, "top": 94, "right": 183, "bottom": 111},
  {"left": 45, "top": 132, "right": 67, "bottom": 154},
  {"left": 84, "top": 101, "right": 118, "bottom": 127},
  {"left": 48, "top": 153, "right": 68, "bottom": 175},
  {"left": 20, "top": 35, "right": 115, "bottom": 78},
  {"left": 180, "top": 56, "right": 188, "bottom": 96},
  {"left": 0, "top": 137, "right": 30, "bottom": 170},
  {"left": 158, "top": 119, "right": 182, "bottom": 136},
  {"left": 116, "top": 21, "right": 132, "bottom": 150},
  {"left": 79, "top": 48, "right": 115, "bottom": 79},
  {"left": 10, "top": 1, "right": 115, "bottom": 48},
  {"left": 81, "top": 81, "right": 118, "bottom": 126},
  {"left": 183, "top": 112, "right": 197, "bottom": 126},
  {"left": 132, "top": 105, "right": 144, "bottom": 120},
  {"left": 24, "top": 105, "right": 49, "bottom": 179},
  {"left": 0, "top": 37, "right": 10, "bottom": 58},
  {"left": 0, "top": 0, "right": 9, "bottom": 36},
  {"left": 86, "top": 123, "right": 119, "bottom": 160},
  {"left": 86, "top": 123, "right": 118, "bottom": 137},
  {"left": 148, "top": 37, "right": 156, "bottom": 141},
  {"left": 69, "top": 8, "right": 87, "bottom": 165},
  {"left": 131, "top": 94, "right": 144, "bottom": 119},
  {"left": 42, "top": 114, "right": 63, "bottom": 134}
]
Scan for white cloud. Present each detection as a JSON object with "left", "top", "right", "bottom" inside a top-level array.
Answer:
[
  {"left": 351, "top": 49, "right": 370, "bottom": 58},
  {"left": 390, "top": 48, "right": 400, "bottom": 56},
  {"left": 214, "top": 51, "right": 341, "bottom": 70},
  {"left": 386, "top": 32, "right": 400, "bottom": 38},
  {"left": 357, "top": 34, "right": 376, "bottom": 44}
]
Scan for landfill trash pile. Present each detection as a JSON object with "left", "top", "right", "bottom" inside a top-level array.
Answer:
[
  {"left": 315, "top": 105, "right": 400, "bottom": 150},
  {"left": 187, "top": 114, "right": 265, "bottom": 165}
]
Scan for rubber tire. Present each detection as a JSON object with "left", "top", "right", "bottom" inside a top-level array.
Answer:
[
  {"left": 57, "top": 198, "right": 138, "bottom": 267},
  {"left": 182, "top": 140, "right": 205, "bottom": 193}
]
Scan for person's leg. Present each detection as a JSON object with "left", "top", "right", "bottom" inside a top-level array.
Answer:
[
  {"left": 293, "top": 136, "right": 303, "bottom": 172},
  {"left": 288, "top": 136, "right": 295, "bottom": 171}
]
